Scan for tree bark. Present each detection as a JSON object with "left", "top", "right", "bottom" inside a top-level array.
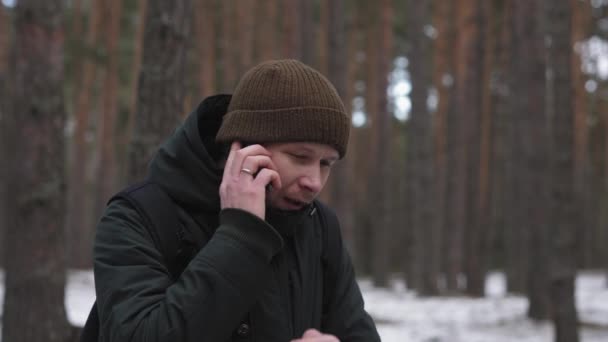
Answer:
[
  {"left": 127, "top": 0, "right": 192, "bottom": 182},
  {"left": 299, "top": 0, "right": 315, "bottom": 67},
  {"left": 236, "top": 0, "right": 254, "bottom": 73},
  {"left": 544, "top": 0, "right": 580, "bottom": 340},
  {"left": 0, "top": 1, "right": 10, "bottom": 73},
  {"left": 120, "top": 0, "right": 148, "bottom": 185},
  {"left": 220, "top": 0, "right": 236, "bottom": 92},
  {"left": 504, "top": 11, "right": 528, "bottom": 293},
  {"left": 194, "top": 0, "right": 216, "bottom": 97},
  {"left": 361, "top": 1, "right": 379, "bottom": 278},
  {"left": 2, "top": 1, "right": 75, "bottom": 341},
  {"left": 67, "top": 0, "right": 103, "bottom": 268},
  {"left": 128, "top": 0, "right": 148, "bottom": 120},
  {"left": 510, "top": 0, "right": 551, "bottom": 320},
  {"left": 406, "top": 0, "right": 438, "bottom": 295},
  {"left": 445, "top": 0, "right": 468, "bottom": 293},
  {"left": 477, "top": 0, "right": 495, "bottom": 297},
  {"left": 282, "top": 0, "right": 300, "bottom": 59},
  {"left": 459, "top": 0, "right": 484, "bottom": 297},
  {"left": 94, "top": 0, "right": 124, "bottom": 219},
  {"left": 255, "top": 0, "right": 278, "bottom": 62},
  {"left": 571, "top": 0, "right": 592, "bottom": 268},
  {"left": 433, "top": 0, "right": 454, "bottom": 294},
  {"left": 323, "top": 0, "right": 355, "bottom": 254},
  {"left": 0, "top": 51, "right": 5, "bottom": 271},
  {"left": 348, "top": 1, "right": 371, "bottom": 273},
  {"left": 371, "top": 0, "right": 393, "bottom": 288},
  {"left": 491, "top": 0, "right": 512, "bottom": 290},
  {"left": 448, "top": 0, "right": 484, "bottom": 295}
]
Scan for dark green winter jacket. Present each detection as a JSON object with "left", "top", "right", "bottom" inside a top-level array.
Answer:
[{"left": 93, "top": 95, "right": 380, "bottom": 342}]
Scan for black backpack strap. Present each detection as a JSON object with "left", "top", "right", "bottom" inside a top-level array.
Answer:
[
  {"left": 109, "top": 181, "right": 182, "bottom": 280},
  {"left": 80, "top": 302, "right": 100, "bottom": 342},
  {"left": 81, "top": 182, "right": 185, "bottom": 342},
  {"left": 314, "top": 200, "right": 341, "bottom": 314}
]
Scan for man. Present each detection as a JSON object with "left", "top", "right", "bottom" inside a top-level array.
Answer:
[{"left": 93, "top": 59, "right": 380, "bottom": 341}]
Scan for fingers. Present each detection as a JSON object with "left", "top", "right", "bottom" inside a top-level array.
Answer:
[
  {"left": 223, "top": 141, "right": 241, "bottom": 177},
  {"left": 303, "top": 329, "right": 323, "bottom": 337},
  {"left": 240, "top": 155, "right": 277, "bottom": 178},
  {"left": 289, "top": 329, "right": 340, "bottom": 342},
  {"left": 227, "top": 143, "right": 272, "bottom": 177},
  {"left": 253, "top": 167, "right": 282, "bottom": 191},
  {"left": 219, "top": 142, "right": 280, "bottom": 220}
]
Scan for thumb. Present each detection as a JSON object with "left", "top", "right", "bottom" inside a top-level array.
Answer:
[{"left": 302, "top": 329, "right": 323, "bottom": 338}]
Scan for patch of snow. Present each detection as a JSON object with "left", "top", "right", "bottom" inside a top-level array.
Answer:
[{"left": 58, "top": 270, "right": 608, "bottom": 341}]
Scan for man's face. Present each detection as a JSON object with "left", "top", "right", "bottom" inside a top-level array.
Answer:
[{"left": 264, "top": 142, "right": 339, "bottom": 211}]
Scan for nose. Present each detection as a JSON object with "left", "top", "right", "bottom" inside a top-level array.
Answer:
[{"left": 299, "top": 167, "right": 323, "bottom": 194}]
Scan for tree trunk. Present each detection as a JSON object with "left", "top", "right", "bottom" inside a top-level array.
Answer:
[
  {"left": 94, "top": 0, "right": 124, "bottom": 219},
  {"left": 2, "top": 1, "right": 75, "bottom": 341},
  {"left": 345, "top": 1, "right": 368, "bottom": 271},
  {"left": 604, "top": 86, "right": 608, "bottom": 280},
  {"left": 318, "top": 0, "right": 329, "bottom": 77},
  {"left": 0, "top": 0, "right": 10, "bottom": 73},
  {"left": 127, "top": 0, "right": 192, "bottom": 182},
  {"left": 502, "top": 2, "right": 529, "bottom": 294},
  {"left": 67, "top": 0, "right": 103, "bottom": 268},
  {"left": 459, "top": 0, "right": 484, "bottom": 297},
  {"left": 120, "top": 0, "right": 148, "bottom": 186},
  {"left": 283, "top": 0, "right": 300, "bottom": 59},
  {"left": 255, "top": 0, "right": 278, "bottom": 62},
  {"left": 0, "top": 2, "right": 7, "bottom": 73},
  {"left": 603, "top": 85, "right": 608, "bottom": 282},
  {"left": 236, "top": 0, "right": 254, "bottom": 73},
  {"left": 571, "top": 0, "right": 592, "bottom": 268},
  {"left": 361, "top": 2, "right": 379, "bottom": 278},
  {"left": 406, "top": 0, "right": 438, "bottom": 295},
  {"left": 445, "top": 0, "right": 468, "bottom": 293},
  {"left": 323, "top": 0, "right": 355, "bottom": 254},
  {"left": 477, "top": 0, "right": 495, "bottom": 297},
  {"left": 194, "top": 0, "right": 216, "bottom": 97},
  {"left": 0, "top": 54, "right": 5, "bottom": 271},
  {"left": 130, "top": 0, "right": 148, "bottom": 116},
  {"left": 491, "top": 0, "right": 512, "bottom": 286},
  {"left": 371, "top": 0, "right": 393, "bottom": 288},
  {"left": 220, "top": 0, "right": 236, "bottom": 92},
  {"left": 448, "top": 0, "right": 483, "bottom": 295},
  {"left": 433, "top": 0, "right": 454, "bottom": 294},
  {"left": 544, "top": 0, "right": 580, "bottom": 340},
  {"left": 299, "top": 0, "right": 315, "bottom": 67},
  {"left": 504, "top": 1, "right": 529, "bottom": 293},
  {"left": 510, "top": 0, "right": 551, "bottom": 320}
]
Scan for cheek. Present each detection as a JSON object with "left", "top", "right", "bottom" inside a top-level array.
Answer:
[{"left": 271, "top": 158, "right": 296, "bottom": 184}]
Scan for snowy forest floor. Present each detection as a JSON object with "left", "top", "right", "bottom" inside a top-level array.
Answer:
[{"left": 46, "top": 270, "right": 608, "bottom": 341}]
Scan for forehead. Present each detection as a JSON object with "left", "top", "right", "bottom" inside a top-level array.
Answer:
[{"left": 266, "top": 142, "right": 339, "bottom": 158}]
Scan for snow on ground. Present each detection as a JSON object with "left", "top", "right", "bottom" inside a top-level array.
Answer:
[
  {"left": 360, "top": 271, "right": 608, "bottom": 342},
  {"left": 64, "top": 270, "right": 608, "bottom": 341}
]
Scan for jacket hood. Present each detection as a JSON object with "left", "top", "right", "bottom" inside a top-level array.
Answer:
[{"left": 148, "top": 95, "right": 232, "bottom": 214}]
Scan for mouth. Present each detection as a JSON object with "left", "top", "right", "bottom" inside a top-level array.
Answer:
[{"left": 283, "top": 197, "right": 309, "bottom": 210}]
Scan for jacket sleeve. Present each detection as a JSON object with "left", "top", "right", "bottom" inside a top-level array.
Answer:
[
  {"left": 93, "top": 200, "right": 283, "bottom": 342},
  {"left": 320, "top": 211, "right": 381, "bottom": 342}
]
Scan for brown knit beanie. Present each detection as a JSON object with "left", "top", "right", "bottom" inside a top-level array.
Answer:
[{"left": 216, "top": 59, "right": 350, "bottom": 158}]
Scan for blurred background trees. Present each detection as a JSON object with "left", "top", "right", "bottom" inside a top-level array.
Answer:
[{"left": 1, "top": 0, "right": 607, "bottom": 341}]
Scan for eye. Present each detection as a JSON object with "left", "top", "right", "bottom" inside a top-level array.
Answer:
[
  {"left": 288, "top": 153, "right": 308, "bottom": 161},
  {"left": 321, "top": 160, "right": 334, "bottom": 168}
]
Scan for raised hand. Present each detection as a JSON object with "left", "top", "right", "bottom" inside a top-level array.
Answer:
[
  {"left": 219, "top": 141, "right": 282, "bottom": 220},
  {"left": 290, "top": 329, "right": 340, "bottom": 342}
]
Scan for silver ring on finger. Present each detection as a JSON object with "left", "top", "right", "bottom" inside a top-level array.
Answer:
[{"left": 240, "top": 168, "right": 254, "bottom": 176}]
